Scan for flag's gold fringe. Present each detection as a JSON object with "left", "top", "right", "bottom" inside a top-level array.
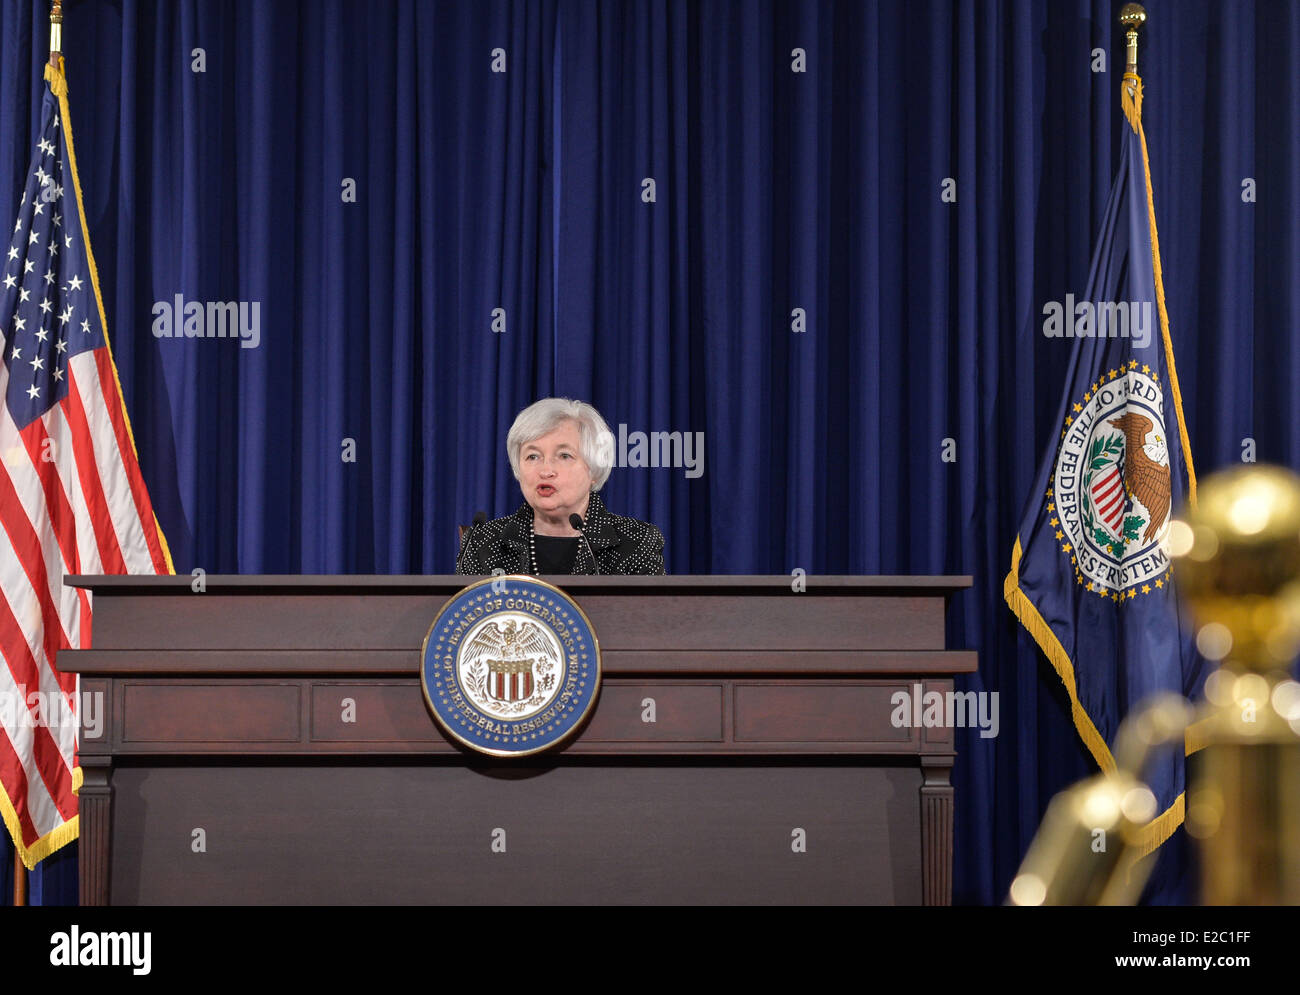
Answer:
[
  {"left": 1128, "top": 72, "right": 1198, "bottom": 855},
  {"left": 0, "top": 788, "right": 79, "bottom": 871},
  {"left": 1184, "top": 715, "right": 1213, "bottom": 755},
  {"left": 1132, "top": 792, "right": 1183, "bottom": 859},
  {"left": 45, "top": 60, "right": 176, "bottom": 575},
  {"left": 1128, "top": 72, "right": 1197, "bottom": 507},
  {"left": 1005, "top": 538, "right": 1118, "bottom": 774},
  {"left": 1005, "top": 538, "right": 1187, "bottom": 863},
  {"left": 44, "top": 60, "right": 67, "bottom": 97},
  {"left": 2, "top": 734, "right": 87, "bottom": 870},
  {"left": 1121, "top": 71, "right": 1143, "bottom": 131}
]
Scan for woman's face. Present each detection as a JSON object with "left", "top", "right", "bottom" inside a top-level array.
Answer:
[{"left": 519, "top": 419, "right": 594, "bottom": 521}]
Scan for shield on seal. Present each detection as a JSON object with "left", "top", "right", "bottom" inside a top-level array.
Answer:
[
  {"left": 1090, "top": 461, "right": 1126, "bottom": 536},
  {"left": 488, "top": 657, "right": 535, "bottom": 702}
]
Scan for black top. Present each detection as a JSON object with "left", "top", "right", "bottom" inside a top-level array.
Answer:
[
  {"left": 455, "top": 491, "right": 666, "bottom": 575},
  {"left": 532, "top": 534, "right": 580, "bottom": 574}
]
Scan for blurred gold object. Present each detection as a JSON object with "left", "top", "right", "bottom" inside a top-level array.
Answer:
[
  {"left": 1173, "top": 464, "right": 1300, "bottom": 905},
  {"left": 1009, "top": 695, "right": 1189, "bottom": 906}
]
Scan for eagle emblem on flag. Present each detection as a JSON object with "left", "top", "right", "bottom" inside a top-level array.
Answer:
[{"left": 1052, "top": 365, "right": 1174, "bottom": 600}]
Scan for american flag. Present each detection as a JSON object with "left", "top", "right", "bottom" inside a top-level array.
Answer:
[{"left": 0, "top": 61, "right": 172, "bottom": 869}]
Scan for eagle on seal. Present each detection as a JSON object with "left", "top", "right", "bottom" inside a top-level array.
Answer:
[
  {"left": 1107, "top": 412, "right": 1171, "bottom": 543},
  {"left": 463, "top": 619, "right": 552, "bottom": 664}
]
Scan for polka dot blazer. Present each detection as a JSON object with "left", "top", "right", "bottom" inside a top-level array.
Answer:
[{"left": 455, "top": 491, "right": 666, "bottom": 576}]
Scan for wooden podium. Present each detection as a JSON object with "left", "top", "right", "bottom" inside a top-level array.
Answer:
[{"left": 62, "top": 575, "right": 974, "bottom": 905}]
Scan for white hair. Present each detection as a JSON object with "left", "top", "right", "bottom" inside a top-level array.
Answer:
[{"left": 506, "top": 397, "right": 615, "bottom": 492}]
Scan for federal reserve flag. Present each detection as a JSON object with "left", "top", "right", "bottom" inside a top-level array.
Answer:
[
  {"left": 1004, "top": 71, "right": 1200, "bottom": 857},
  {"left": 0, "top": 59, "right": 173, "bottom": 869}
]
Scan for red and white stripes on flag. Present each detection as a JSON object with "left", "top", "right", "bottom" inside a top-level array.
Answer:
[{"left": 0, "top": 59, "right": 173, "bottom": 870}]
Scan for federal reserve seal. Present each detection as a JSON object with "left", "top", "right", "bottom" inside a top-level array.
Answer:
[
  {"left": 1052, "top": 362, "right": 1173, "bottom": 600},
  {"left": 421, "top": 576, "right": 601, "bottom": 757}
]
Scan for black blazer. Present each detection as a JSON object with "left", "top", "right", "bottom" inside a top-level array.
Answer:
[{"left": 454, "top": 492, "right": 666, "bottom": 576}]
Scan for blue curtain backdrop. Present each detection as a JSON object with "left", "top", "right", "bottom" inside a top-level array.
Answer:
[{"left": 1, "top": 0, "right": 1296, "bottom": 905}]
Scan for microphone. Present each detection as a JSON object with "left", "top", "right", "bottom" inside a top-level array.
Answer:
[
  {"left": 463, "top": 510, "right": 487, "bottom": 547},
  {"left": 569, "top": 513, "right": 600, "bottom": 575},
  {"left": 456, "top": 511, "right": 488, "bottom": 571}
]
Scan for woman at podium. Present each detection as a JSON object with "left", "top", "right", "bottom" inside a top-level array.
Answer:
[{"left": 455, "top": 398, "right": 666, "bottom": 576}]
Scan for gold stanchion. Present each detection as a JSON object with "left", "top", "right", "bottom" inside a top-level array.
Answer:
[
  {"left": 1173, "top": 465, "right": 1300, "bottom": 904},
  {"left": 1008, "top": 695, "right": 1190, "bottom": 906}
]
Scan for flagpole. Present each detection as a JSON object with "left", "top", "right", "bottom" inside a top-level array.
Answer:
[{"left": 12, "top": 849, "right": 26, "bottom": 906}]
